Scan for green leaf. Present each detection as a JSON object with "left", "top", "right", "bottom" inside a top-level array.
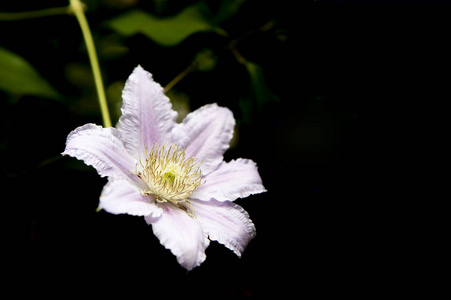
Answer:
[
  {"left": 0, "top": 47, "right": 60, "bottom": 100},
  {"left": 245, "top": 61, "right": 269, "bottom": 108},
  {"left": 193, "top": 48, "right": 217, "bottom": 72},
  {"left": 107, "top": 4, "right": 224, "bottom": 47},
  {"left": 215, "top": 0, "right": 246, "bottom": 23},
  {"left": 240, "top": 61, "right": 280, "bottom": 124}
]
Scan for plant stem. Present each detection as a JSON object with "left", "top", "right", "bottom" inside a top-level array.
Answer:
[
  {"left": 69, "top": 0, "right": 112, "bottom": 128},
  {"left": 164, "top": 60, "right": 200, "bottom": 94},
  {"left": 0, "top": 6, "right": 69, "bottom": 20}
]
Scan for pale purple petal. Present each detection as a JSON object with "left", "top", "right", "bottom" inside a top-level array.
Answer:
[
  {"left": 172, "top": 103, "right": 235, "bottom": 175},
  {"left": 145, "top": 203, "right": 209, "bottom": 270},
  {"left": 191, "top": 199, "right": 256, "bottom": 257},
  {"left": 62, "top": 124, "right": 139, "bottom": 184},
  {"left": 191, "top": 159, "right": 266, "bottom": 202},
  {"left": 118, "top": 66, "right": 177, "bottom": 158},
  {"left": 99, "top": 179, "right": 162, "bottom": 217}
]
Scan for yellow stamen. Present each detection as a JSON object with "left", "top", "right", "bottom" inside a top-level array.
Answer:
[{"left": 131, "top": 144, "right": 203, "bottom": 217}]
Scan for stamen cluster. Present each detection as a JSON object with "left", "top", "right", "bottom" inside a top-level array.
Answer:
[{"left": 132, "top": 144, "right": 203, "bottom": 216}]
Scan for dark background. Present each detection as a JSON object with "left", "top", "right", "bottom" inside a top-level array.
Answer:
[{"left": 1, "top": 0, "right": 446, "bottom": 298}]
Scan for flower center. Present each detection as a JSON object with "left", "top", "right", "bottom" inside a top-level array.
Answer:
[{"left": 131, "top": 144, "right": 203, "bottom": 217}]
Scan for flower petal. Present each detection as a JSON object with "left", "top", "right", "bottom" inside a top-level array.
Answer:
[
  {"left": 191, "top": 199, "right": 256, "bottom": 257},
  {"left": 172, "top": 103, "right": 235, "bottom": 175},
  {"left": 62, "top": 124, "right": 138, "bottom": 183},
  {"left": 99, "top": 178, "right": 162, "bottom": 217},
  {"left": 191, "top": 159, "right": 266, "bottom": 202},
  {"left": 145, "top": 203, "right": 209, "bottom": 270},
  {"left": 118, "top": 66, "right": 177, "bottom": 158}
]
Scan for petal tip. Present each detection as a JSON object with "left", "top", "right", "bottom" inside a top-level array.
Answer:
[{"left": 133, "top": 64, "right": 148, "bottom": 75}]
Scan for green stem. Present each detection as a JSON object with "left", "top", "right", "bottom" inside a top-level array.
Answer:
[
  {"left": 164, "top": 60, "right": 200, "bottom": 94},
  {"left": 0, "top": 6, "right": 70, "bottom": 20},
  {"left": 69, "top": 0, "right": 112, "bottom": 128}
]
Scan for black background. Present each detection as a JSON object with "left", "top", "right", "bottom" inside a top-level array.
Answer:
[{"left": 1, "top": 0, "right": 446, "bottom": 298}]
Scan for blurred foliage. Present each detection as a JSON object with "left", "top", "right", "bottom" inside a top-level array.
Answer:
[
  {"left": 0, "top": 46, "right": 60, "bottom": 100},
  {"left": 1, "top": 1, "right": 394, "bottom": 294},
  {"left": 241, "top": 60, "right": 279, "bottom": 123},
  {"left": 0, "top": 0, "right": 288, "bottom": 126},
  {"left": 107, "top": 3, "right": 226, "bottom": 47}
]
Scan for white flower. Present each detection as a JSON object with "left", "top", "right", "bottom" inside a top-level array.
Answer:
[{"left": 62, "top": 66, "right": 266, "bottom": 270}]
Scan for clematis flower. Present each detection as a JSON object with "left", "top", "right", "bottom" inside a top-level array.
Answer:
[{"left": 62, "top": 66, "right": 266, "bottom": 270}]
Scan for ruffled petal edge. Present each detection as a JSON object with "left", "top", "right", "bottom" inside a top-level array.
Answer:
[
  {"left": 145, "top": 203, "right": 209, "bottom": 270},
  {"left": 191, "top": 158, "right": 266, "bottom": 202},
  {"left": 192, "top": 199, "right": 256, "bottom": 257},
  {"left": 62, "top": 123, "right": 138, "bottom": 184}
]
